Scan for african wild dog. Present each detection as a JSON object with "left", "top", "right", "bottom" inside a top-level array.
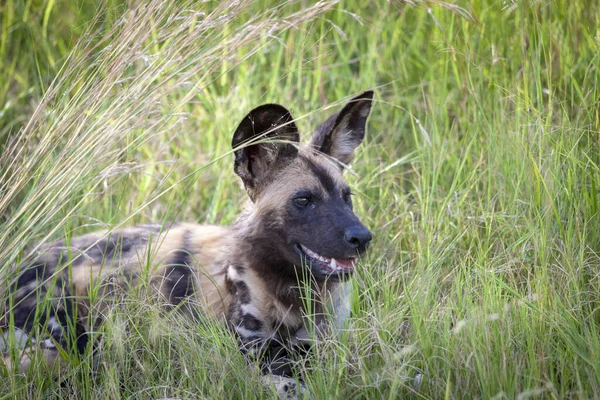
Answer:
[{"left": 1, "top": 90, "right": 374, "bottom": 394}]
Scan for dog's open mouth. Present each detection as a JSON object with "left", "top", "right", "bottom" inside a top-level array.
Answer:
[{"left": 294, "top": 244, "right": 357, "bottom": 276}]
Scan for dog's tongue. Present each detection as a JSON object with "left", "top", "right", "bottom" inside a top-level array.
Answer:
[{"left": 334, "top": 258, "right": 355, "bottom": 270}]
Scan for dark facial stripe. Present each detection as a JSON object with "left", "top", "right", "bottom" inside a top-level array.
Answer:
[{"left": 298, "top": 154, "right": 337, "bottom": 194}]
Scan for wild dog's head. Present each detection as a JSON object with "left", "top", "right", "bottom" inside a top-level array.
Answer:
[{"left": 232, "top": 91, "right": 373, "bottom": 280}]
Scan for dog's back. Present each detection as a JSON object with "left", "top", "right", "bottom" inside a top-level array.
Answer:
[{"left": 3, "top": 223, "right": 232, "bottom": 369}]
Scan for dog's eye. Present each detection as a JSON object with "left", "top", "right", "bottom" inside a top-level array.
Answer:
[{"left": 294, "top": 197, "right": 311, "bottom": 207}]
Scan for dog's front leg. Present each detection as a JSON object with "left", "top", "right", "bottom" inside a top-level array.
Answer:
[{"left": 233, "top": 320, "right": 309, "bottom": 399}]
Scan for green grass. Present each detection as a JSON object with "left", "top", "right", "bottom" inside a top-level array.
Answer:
[{"left": 1, "top": 0, "right": 599, "bottom": 398}]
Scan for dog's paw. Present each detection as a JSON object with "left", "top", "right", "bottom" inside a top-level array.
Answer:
[{"left": 262, "top": 374, "right": 310, "bottom": 400}]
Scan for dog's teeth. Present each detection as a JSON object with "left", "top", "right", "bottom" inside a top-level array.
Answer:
[
  {"left": 304, "top": 247, "right": 317, "bottom": 258},
  {"left": 301, "top": 244, "right": 338, "bottom": 265}
]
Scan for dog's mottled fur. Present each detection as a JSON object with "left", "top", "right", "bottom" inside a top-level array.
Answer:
[{"left": 1, "top": 91, "right": 374, "bottom": 395}]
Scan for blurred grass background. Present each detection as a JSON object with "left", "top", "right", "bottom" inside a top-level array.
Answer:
[{"left": 0, "top": 0, "right": 599, "bottom": 398}]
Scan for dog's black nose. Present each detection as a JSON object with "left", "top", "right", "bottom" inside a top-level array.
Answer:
[{"left": 344, "top": 226, "right": 372, "bottom": 252}]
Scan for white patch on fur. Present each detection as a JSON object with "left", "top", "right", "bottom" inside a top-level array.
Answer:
[
  {"left": 40, "top": 338, "right": 57, "bottom": 349},
  {"left": 262, "top": 374, "right": 308, "bottom": 400},
  {"left": 328, "top": 281, "right": 352, "bottom": 331},
  {"left": 235, "top": 325, "right": 265, "bottom": 339},
  {"left": 334, "top": 124, "right": 358, "bottom": 155},
  {"left": 227, "top": 265, "right": 242, "bottom": 282},
  {"left": 241, "top": 303, "right": 260, "bottom": 316},
  {"left": 47, "top": 317, "right": 62, "bottom": 336}
]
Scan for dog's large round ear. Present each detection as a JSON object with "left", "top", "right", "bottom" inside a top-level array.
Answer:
[
  {"left": 310, "top": 90, "right": 374, "bottom": 167},
  {"left": 232, "top": 104, "right": 300, "bottom": 200}
]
